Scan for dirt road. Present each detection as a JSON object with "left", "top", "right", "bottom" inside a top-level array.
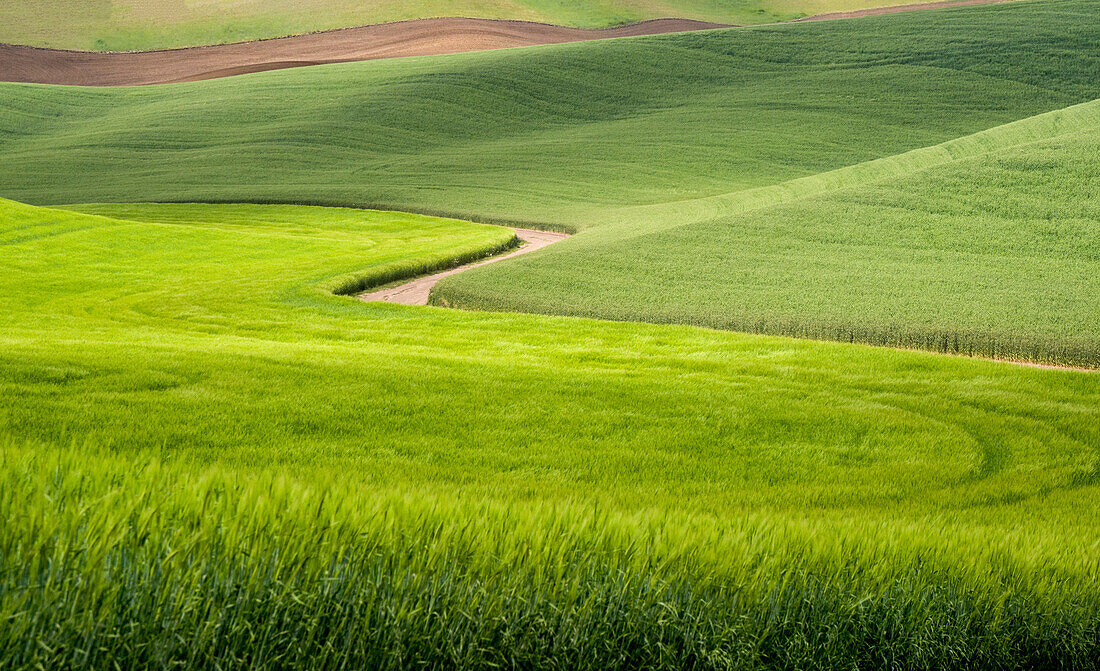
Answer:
[{"left": 359, "top": 228, "right": 568, "bottom": 305}]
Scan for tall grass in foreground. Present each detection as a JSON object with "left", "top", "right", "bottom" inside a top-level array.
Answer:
[
  {"left": 3, "top": 442, "right": 1099, "bottom": 670},
  {"left": 3, "top": 197, "right": 1099, "bottom": 667}
]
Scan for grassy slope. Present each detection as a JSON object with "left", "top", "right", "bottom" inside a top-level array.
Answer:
[
  {"left": 3, "top": 5, "right": 1100, "bottom": 662},
  {"left": 2, "top": 197, "right": 1099, "bottom": 667},
  {"left": 3, "top": 1, "right": 1097, "bottom": 215},
  {"left": 1, "top": 0, "right": 1097, "bottom": 363},
  {"left": 0, "top": 0, "right": 1002, "bottom": 51},
  {"left": 438, "top": 99, "right": 1100, "bottom": 366}
]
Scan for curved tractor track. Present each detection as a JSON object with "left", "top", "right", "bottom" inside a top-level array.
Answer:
[{"left": 0, "top": 0, "right": 1014, "bottom": 87}]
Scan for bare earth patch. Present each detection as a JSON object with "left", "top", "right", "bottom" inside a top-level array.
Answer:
[
  {"left": 0, "top": 18, "right": 725, "bottom": 86},
  {"left": 794, "top": 0, "right": 1014, "bottom": 21},
  {"left": 0, "top": 0, "right": 1017, "bottom": 86}
]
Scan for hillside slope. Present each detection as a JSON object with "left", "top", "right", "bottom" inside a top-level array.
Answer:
[
  {"left": 3, "top": 195, "right": 1099, "bottom": 666},
  {"left": 438, "top": 99, "right": 1100, "bottom": 366},
  {"left": 0, "top": 0, "right": 1095, "bottom": 217},
  {"left": 0, "top": 18, "right": 728, "bottom": 86},
  {"left": 0, "top": 0, "right": 1097, "bottom": 363}
]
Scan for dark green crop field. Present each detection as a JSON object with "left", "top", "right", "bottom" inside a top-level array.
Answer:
[
  {"left": 439, "top": 100, "right": 1100, "bottom": 366},
  {"left": 3, "top": 1, "right": 1098, "bottom": 216},
  {"left": 2, "top": 0, "right": 1099, "bottom": 668}
]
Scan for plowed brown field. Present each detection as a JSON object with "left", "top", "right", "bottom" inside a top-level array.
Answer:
[
  {"left": 0, "top": 18, "right": 725, "bottom": 86},
  {"left": 0, "top": 1, "right": 1014, "bottom": 87}
]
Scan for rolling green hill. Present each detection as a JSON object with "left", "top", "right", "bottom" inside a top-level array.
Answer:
[
  {"left": 1, "top": 0, "right": 1098, "bottom": 363},
  {"left": 439, "top": 99, "right": 1100, "bottom": 366},
  {"left": 2, "top": 197, "right": 1098, "bottom": 667},
  {"left": 4, "top": 1, "right": 1100, "bottom": 665},
  {"left": 3, "top": 2, "right": 1096, "bottom": 215},
  {"left": 0, "top": 0, "right": 995, "bottom": 51}
]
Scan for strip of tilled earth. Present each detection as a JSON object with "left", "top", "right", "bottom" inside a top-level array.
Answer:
[
  {"left": 0, "top": 0, "right": 1017, "bottom": 87},
  {"left": 794, "top": 0, "right": 1015, "bottom": 21},
  {"left": 0, "top": 18, "right": 725, "bottom": 86}
]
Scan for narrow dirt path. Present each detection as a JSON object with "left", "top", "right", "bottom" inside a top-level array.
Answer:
[
  {"left": 354, "top": 225, "right": 1092, "bottom": 371},
  {"left": 0, "top": 0, "right": 1017, "bottom": 86},
  {"left": 359, "top": 228, "right": 568, "bottom": 305}
]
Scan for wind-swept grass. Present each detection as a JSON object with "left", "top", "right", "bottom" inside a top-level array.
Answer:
[
  {"left": 1, "top": 197, "right": 1099, "bottom": 667},
  {"left": 3, "top": 442, "right": 1099, "bottom": 670},
  {"left": 3, "top": 2, "right": 1100, "bottom": 664}
]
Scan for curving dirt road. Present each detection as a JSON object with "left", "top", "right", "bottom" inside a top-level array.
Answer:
[
  {"left": 359, "top": 228, "right": 568, "bottom": 305},
  {"left": 0, "top": 0, "right": 1018, "bottom": 87},
  {"left": 359, "top": 223, "right": 1092, "bottom": 371},
  {"left": 0, "top": 18, "right": 725, "bottom": 87}
]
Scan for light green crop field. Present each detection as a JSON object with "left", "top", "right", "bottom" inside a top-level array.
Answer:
[
  {"left": 0, "top": 0, "right": 984, "bottom": 50},
  {"left": 1, "top": 197, "right": 1099, "bottom": 668},
  {"left": 3, "top": 0, "right": 1100, "bottom": 667},
  {"left": 4, "top": 2, "right": 1097, "bottom": 214}
]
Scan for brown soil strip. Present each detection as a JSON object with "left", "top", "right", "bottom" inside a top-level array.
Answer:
[
  {"left": 1003, "top": 360, "right": 1095, "bottom": 372},
  {"left": 834, "top": 341, "right": 1094, "bottom": 372},
  {"left": 793, "top": 0, "right": 1015, "bottom": 22},
  {"left": 0, "top": 18, "right": 726, "bottom": 87},
  {"left": 908, "top": 349, "right": 1096, "bottom": 373},
  {"left": 359, "top": 228, "right": 568, "bottom": 305},
  {"left": 0, "top": 0, "right": 1018, "bottom": 87}
]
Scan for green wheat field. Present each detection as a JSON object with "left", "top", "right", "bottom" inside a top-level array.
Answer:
[{"left": 1, "top": 0, "right": 1098, "bottom": 668}]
